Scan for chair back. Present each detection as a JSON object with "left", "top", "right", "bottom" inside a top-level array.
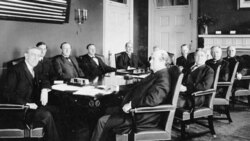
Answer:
[
  {"left": 208, "top": 65, "right": 221, "bottom": 109},
  {"left": 165, "top": 72, "right": 183, "bottom": 133},
  {"left": 115, "top": 53, "right": 122, "bottom": 68},
  {"left": 225, "top": 62, "right": 239, "bottom": 100},
  {"left": 213, "top": 65, "right": 221, "bottom": 90}
]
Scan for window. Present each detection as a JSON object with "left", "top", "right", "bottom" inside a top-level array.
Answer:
[
  {"left": 110, "top": 0, "right": 127, "bottom": 4},
  {"left": 156, "top": 0, "right": 189, "bottom": 7},
  {"left": 0, "top": 0, "right": 70, "bottom": 24}
]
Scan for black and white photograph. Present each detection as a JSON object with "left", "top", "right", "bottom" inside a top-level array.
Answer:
[{"left": 0, "top": 0, "right": 250, "bottom": 141}]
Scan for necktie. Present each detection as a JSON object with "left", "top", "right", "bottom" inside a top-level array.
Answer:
[
  {"left": 66, "top": 57, "right": 72, "bottom": 63},
  {"left": 213, "top": 60, "right": 217, "bottom": 64}
]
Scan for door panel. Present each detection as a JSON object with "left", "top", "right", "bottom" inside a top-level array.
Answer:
[
  {"left": 103, "top": 0, "right": 133, "bottom": 67},
  {"left": 149, "top": 0, "right": 193, "bottom": 58}
]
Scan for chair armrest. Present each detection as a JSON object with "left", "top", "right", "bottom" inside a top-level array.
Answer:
[
  {"left": 241, "top": 75, "right": 250, "bottom": 80},
  {"left": 192, "top": 89, "right": 215, "bottom": 97},
  {"left": 131, "top": 105, "right": 175, "bottom": 113},
  {"left": 0, "top": 104, "right": 29, "bottom": 110},
  {"left": 217, "top": 82, "right": 232, "bottom": 86}
]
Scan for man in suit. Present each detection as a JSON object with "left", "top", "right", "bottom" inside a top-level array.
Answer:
[
  {"left": 34, "top": 42, "right": 56, "bottom": 106},
  {"left": 53, "top": 42, "right": 84, "bottom": 81},
  {"left": 116, "top": 42, "right": 144, "bottom": 69},
  {"left": 206, "top": 46, "right": 230, "bottom": 98},
  {"left": 78, "top": 44, "right": 116, "bottom": 80},
  {"left": 91, "top": 49, "right": 171, "bottom": 141},
  {"left": 176, "top": 44, "right": 194, "bottom": 72},
  {"left": 3, "top": 47, "right": 59, "bottom": 141},
  {"left": 224, "top": 46, "right": 250, "bottom": 89},
  {"left": 206, "top": 46, "right": 229, "bottom": 82},
  {"left": 223, "top": 46, "right": 246, "bottom": 78},
  {"left": 178, "top": 50, "right": 214, "bottom": 108}
]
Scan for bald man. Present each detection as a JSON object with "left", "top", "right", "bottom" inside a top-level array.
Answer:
[
  {"left": 91, "top": 49, "right": 171, "bottom": 141},
  {"left": 116, "top": 42, "right": 144, "bottom": 69},
  {"left": 206, "top": 46, "right": 229, "bottom": 82}
]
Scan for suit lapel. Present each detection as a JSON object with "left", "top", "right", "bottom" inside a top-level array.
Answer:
[
  {"left": 69, "top": 56, "right": 77, "bottom": 66},
  {"left": 193, "top": 66, "right": 204, "bottom": 84},
  {"left": 61, "top": 55, "right": 73, "bottom": 66}
]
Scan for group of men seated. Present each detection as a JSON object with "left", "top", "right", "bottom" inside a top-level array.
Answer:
[
  {"left": 1, "top": 41, "right": 147, "bottom": 141},
  {"left": 2, "top": 40, "right": 249, "bottom": 141},
  {"left": 177, "top": 44, "right": 249, "bottom": 108}
]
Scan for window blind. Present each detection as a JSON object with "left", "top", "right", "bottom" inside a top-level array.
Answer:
[{"left": 0, "top": 0, "right": 70, "bottom": 23}]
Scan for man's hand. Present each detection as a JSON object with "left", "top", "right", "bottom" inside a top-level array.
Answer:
[
  {"left": 179, "top": 66, "right": 184, "bottom": 72},
  {"left": 26, "top": 103, "right": 38, "bottom": 109},
  {"left": 180, "top": 84, "right": 187, "bottom": 92},
  {"left": 122, "top": 101, "right": 132, "bottom": 113},
  {"left": 236, "top": 73, "right": 242, "bottom": 80},
  {"left": 40, "top": 89, "right": 49, "bottom": 106}
]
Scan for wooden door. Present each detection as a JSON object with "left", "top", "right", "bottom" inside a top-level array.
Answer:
[
  {"left": 103, "top": 0, "right": 133, "bottom": 67},
  {"left": 149, "top": 0, "right": 195, "bottom": 58}
]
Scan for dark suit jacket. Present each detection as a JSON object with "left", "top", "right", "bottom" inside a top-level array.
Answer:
[
  {"left": 3, "top": 61, "right": 40, "bottom": 105},
  {"left": 34, "top": 57, "right": 56, "bottom": 89},
  {"left": 116, "top": 52, "right": 143, "bottom": 69},
  {"left": 180, "top": 64, "right": 214, "bottom": 108},
  {"left": 185, "top": 65, "right": 214, "bottom": 94},
  {"left": 53, "top": 55, "right": 84, "bottom": 80},
  {"left": 223, "top": 56, "right": 245, "bottom": 76},
  {"left": 105, "top": 68, "right": 171, "bottom": 134},
  {"left": 78, "top": 54, "right": 116, "bottom": 79},
  {"left": 206, "top": 59, "right": 229, "bottom": 82},
  {"left": 176, "top": 54, "right": 194, "bottom": 69}
]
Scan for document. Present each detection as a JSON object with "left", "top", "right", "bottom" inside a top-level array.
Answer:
[
  {"left": 52, "top": 84, "right": 82, "bottom": 91},
  {"left": 73, "top": 85, "right": 113, "bottom": 97}
]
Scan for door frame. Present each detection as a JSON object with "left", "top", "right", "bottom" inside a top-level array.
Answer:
[
  {"left": 148, "top": 0, "right": 198, "bottom": 57},
  {"left": 103, "top": 0, "right": 134, "bottom": 63}
]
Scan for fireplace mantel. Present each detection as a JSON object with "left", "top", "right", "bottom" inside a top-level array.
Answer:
[{"left": 198, "top": 34, "right": 250, "bottom": 51}]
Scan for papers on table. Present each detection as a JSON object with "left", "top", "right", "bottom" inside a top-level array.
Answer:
[
  {"left": 129, "top": 73, "right": 149, "bottom": 79},
  {"left": 73, "top": 85, "right": 113, "bottom": 97},
  {"left": 52, "top": 84, "right": 82, "bottom": 91},
  {"left": 52, "top": 84, "right": 114, "bottom": 97}
]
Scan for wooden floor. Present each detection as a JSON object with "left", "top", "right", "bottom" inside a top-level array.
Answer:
[{"left": 172, "top": 102, "right": 250, "bottom": 141}]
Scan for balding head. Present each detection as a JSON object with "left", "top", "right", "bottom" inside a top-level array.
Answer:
[
  {"left": 210, "top": 46, "right": 222, "bottom": 60},
  {"left": 227, "top": 46, "right": 236, "bottom": 58},
  {"left": 125, "top": 42, "right": 133, "bottom": 54},
  {"left": 150, "top": 49, "right": 169, "bottom": 72},
  {"left": 195, "top": 49, "right": 207, "bottom": 66}
]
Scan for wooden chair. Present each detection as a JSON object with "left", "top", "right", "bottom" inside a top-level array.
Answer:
[
  {"left": 232, "top": 75, "right": 250, "bottom": 109},
  {"left": 174, "top": 66, "right": 220, "bottom": 139},
  {"left": 213, "top": 62, "right": 239, "bottom": 123},
  {"left": 0, "top": 104, "right": 44, "bottom": 140},
  {"left": 115, "top": 53, "right": 122, "bottom": 69},
  {"left": 116, "top": 67, "right": 183, "bottom": 141}
]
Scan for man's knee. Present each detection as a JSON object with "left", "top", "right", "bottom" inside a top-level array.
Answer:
[
  {"left": 35, "top": 108, "right": 53, "bottom": 122},
  {"left": 97, "top": 115, "right": 110, "bottom": 129}
]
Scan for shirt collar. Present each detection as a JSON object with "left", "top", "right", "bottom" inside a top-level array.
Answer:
[
  {"left": 88, "top": 54, "right": 95, "bottom": 58},
  {"left": 62, "top": 54, "right": 70, "bottom": 58}
]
